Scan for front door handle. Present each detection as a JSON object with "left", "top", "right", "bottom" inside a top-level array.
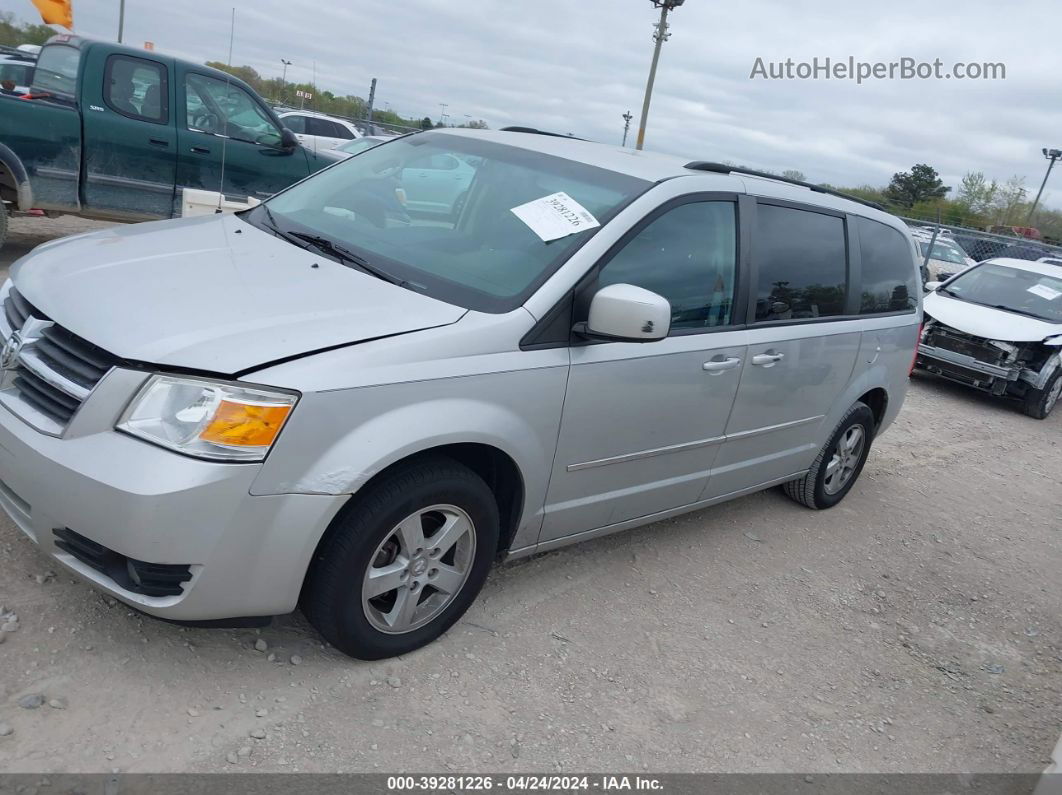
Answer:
[
  {"left": 751, "top": 352, "right": 785, "bottom": 367},
  {"left": 190, "top": 146, "right": 211, "bottom": 154},
  {"left": 149, "top": 138, "right": 169, "bottom": 147},
  {"left": 702, "top": 357, "right": 742, "bottom": 374}
]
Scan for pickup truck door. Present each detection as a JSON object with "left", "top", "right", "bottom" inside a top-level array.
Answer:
[
  {"left": 80, "top": 50, "right": 178, "bottom": 219},
  {"left": 176, "top": 68, "right": 312, "bottom": 203}
]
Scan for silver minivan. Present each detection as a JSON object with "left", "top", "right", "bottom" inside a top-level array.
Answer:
[{"left": 0, "top": 130, "right": 921, "bottom": 659}]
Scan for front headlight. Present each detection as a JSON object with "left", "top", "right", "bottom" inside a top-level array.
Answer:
[{"left": 117, "top": 375, "right": 298, "bottom": 462}]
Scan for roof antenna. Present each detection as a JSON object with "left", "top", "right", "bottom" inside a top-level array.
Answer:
[
  {"left": 216, "top": 7, "right": 236, "bottom": 213},
  {"left": 311, "top": 59, "right": 318, "bottom": 159}
]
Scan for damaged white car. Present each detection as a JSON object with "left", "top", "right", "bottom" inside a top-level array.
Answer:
[{"left": 917, "top": 258, "right": 1062, "bottom": 419}]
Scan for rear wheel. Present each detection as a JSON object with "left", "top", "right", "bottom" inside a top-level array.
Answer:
[
  {"left": 302, "top": 457, "right": 499, "bottom": 659},
  {"left": 783, "top": 402, "right": 875, "bottom": 509},
  {"left": 1022, "top": 370, "right": 1062, "bottom": 420}
]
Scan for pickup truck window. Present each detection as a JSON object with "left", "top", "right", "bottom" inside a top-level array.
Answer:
[
  {"left": 185, "top": 72, "right": 282, "bottom": 146},
  {"left": 105, "top": 55, "right": 167, "bottom": 124},
  {"left": 31, "top": 44, "right": 79, "bottom": 97}
]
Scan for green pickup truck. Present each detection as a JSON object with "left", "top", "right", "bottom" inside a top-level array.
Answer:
[{"left": 0, "top": 34, "right": 340, "bottom": 249}]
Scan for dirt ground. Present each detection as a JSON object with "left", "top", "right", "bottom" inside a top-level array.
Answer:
[{"left": 0, "top": 214, "right": 1059, "bottom": 774}]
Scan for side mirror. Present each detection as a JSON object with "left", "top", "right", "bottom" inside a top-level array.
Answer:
[
  {"left": 580, "top": 283, "right": 670, "bottom": 342},
  {"left": 279, "top": 127, "right": 299, "bottom": 151},
  {"left": 924, "top": 281, "right": 942, "bottom": 292}
]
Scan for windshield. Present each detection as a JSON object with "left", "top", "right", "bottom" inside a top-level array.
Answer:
[
  {"left": 31, "top": 44, "right": 79, "bottom": 96},
  {"left": 944, "top": 262, "right": 1062, "bottom": 323},
  {"left": 918, "top": 240, "right": 967, "bottom": 265},
  {"left": 256, "top": 132, "right": 650, "bottom": 312}
]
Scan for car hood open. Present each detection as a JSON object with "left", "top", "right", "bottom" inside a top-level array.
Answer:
[
  {"left": 924, "top": 291, "right": 1061, "bottom": 342},
  {"left": 11, "top": 213, "right": 466, "bottom": 374}
]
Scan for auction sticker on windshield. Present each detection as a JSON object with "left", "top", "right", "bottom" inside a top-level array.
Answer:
[
  {"left": 511, "top": 192, "right": 601, "bottom": 242},
  {"left": 1028, "top": 283, "right": 1062, "bottom": 301}
]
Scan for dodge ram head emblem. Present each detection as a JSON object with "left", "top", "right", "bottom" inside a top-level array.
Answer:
[{"left": 0, "top": 317, "right": 54, "bottom": 372}]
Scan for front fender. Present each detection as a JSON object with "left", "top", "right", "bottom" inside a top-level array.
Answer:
[{"left": 251, "top": 367, "right": 569, "bottom": 549}]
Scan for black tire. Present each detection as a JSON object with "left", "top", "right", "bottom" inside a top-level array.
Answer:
[
  {"left": 783, "top": 402, "right": 875, "bottom": 510},
  {"left": 1022, "top": 370, "right": 1062, "bottom": 420},
  {"left": 0, "top": 200, "right": 8, "bottom": 253},
  {"left": 301, "top": 457, "right": 499, "bottom": 660}
]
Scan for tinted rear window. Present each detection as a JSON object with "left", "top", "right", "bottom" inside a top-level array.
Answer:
[
  {"left": 31, "top": 44, "right": 80, "bottom": 96},
  {"left": 858, "top": 218, "right": 918, "bottom": 314},
  {"left": 754, "top": 204, "right": 847, "bottom": 322}
]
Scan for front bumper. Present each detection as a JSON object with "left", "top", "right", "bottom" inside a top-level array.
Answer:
[
  {"left": 0, "top": 373, "right": 345, "bottom": 621},
  {"left": 916, "top": 342, "right": 1020, "bottom": 392}
]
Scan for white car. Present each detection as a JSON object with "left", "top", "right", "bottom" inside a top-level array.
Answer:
[
  {"left": 278, "top": 110, "right": 361, "bottom": 150},
  {"left": 912, "top": 232, "right": 976, "bottom": 280},
  {"left": 917, "top": 258, "right": 1062, "bottom": 418}
]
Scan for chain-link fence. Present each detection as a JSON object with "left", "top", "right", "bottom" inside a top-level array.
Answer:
[{"left": 900, "top": 216, "right": 1062, "bottom": 281}]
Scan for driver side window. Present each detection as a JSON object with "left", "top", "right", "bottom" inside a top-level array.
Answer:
[
  {"left": 598, "top": 201, "right": 738, "bottom": 331},
  {"left": 184, "top": 73, "right": 281, "bottom": 146}
]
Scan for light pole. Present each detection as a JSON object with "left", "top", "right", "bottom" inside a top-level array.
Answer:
[
  {"left": 117, "top": 0, "right": 125, "bottom": 42},
  {"left": 1027, "top": 147, "right": 1061, "bottom": 224},
  {"left": 635, "top": 0, "right": 686, "bottom": 151},
  {"left": 621, "top": 110, "right": 633, "bottom": 147},
  {"left": 280, "top": 59, "right": 292, "bottom": 103}
]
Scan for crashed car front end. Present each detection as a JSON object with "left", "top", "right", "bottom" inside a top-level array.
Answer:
[{"left": 917, "top": 319, "right": 1061, "bottom": 397}]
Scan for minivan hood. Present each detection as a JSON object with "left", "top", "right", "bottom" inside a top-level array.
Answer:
[
  {"left": 924, "top": 291, "right": 1061, "bottom": 342},
  {"left": 11, "top": 213, "right": 466, "bottom": 373}
]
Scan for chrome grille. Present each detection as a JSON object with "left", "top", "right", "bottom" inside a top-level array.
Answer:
[{"left": 0, "top": 287, "right": 120, "bottom": 432}]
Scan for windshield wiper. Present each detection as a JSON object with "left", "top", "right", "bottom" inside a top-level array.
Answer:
[
  {"left": 285, "top": 231, "right": 408, "bottom": 287},
  {"left": 937, "top": 286, "right": 959, "bottom": 298},
  {"left": 982, "top": 304, "right": 1047, "bottom": 320}
]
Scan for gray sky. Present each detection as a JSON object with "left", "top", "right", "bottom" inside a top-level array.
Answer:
[{"left": 18, "top": 0, "right": 1062, "bottom": 207}]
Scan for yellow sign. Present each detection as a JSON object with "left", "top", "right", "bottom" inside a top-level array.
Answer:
[{"left": 30, "top": 0, "right": 73, "bottom": 29}]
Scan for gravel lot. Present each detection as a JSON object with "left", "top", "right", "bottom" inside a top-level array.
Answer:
[{"left": 0, "top": 215, "right": 1059, "bottom": 774}]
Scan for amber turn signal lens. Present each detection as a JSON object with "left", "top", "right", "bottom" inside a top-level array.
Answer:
[{"left": 199, "top": 401, "right": 293, "bottom": 448}]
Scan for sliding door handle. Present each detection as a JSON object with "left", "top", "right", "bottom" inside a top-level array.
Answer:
[
  {"left": 751, "top": 352, "right": 785, "bottom": 366},
  {"left": 703, "top": 357, "right": 742, "bottom": 374},
  {"left": 190, "top": 146, "right": 211, "bottom": 154}
]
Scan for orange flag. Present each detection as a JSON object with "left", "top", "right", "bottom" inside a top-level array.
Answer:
[{"left": 30, "top": 0, "right": 73, "bottom": 29}]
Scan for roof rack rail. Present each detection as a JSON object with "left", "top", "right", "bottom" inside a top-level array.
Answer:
[
  {"left": 684, "top": 161, "right": 884, "bottom": 211},
  {"left": 500, "top": 126, "right": 586, "bottom": 141}
]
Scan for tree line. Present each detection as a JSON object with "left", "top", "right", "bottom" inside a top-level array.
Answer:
[
  {"left": 204, "top": 61, "right": 488, "bottom": 132},
  {"left": 0, "top": 12, "right": 52, "bottom": 47}
]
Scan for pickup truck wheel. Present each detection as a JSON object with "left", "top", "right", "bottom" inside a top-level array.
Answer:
[
  {"left": 0, "top": 201, "right": 8, "bottom": 252},
  {"left": 1023, "top": 370, "right": 1062, "bottom": 420},
  {"left": 302, "top": 457, "right": 499, "bottom": 660},
  {"left": 782, "top": 402, "right": 875, "bottom": 510}
]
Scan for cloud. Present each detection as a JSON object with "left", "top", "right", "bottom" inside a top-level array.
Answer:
[{"left": 43, "top": 0, "right": 1062, "bottom": 207}]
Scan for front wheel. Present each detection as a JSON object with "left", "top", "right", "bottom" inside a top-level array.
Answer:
[
  {"left": 1023, "top": 370, "right": 1062, "bottom": 420},
  {"left": 301, "top": 457, "right": 499, "bottom": 659},
  {"left": 783, "top": 402, "right": 875, "bottom": 509}
]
